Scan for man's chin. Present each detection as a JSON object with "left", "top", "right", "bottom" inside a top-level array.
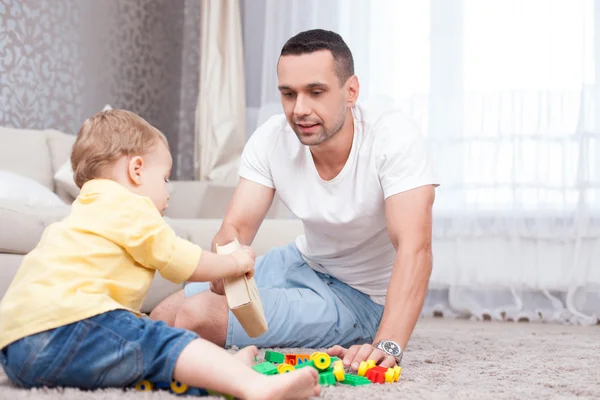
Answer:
[{"left": 295, "top": 131, "right": 327, "bottom": 147}]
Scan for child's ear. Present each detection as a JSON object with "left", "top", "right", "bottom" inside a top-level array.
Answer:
[{"left": 128, "top": 156, "right": 144, "bottom": 185}]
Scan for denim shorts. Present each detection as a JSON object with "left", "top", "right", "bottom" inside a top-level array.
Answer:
[
  {"left": 184, "top": 243, "right": 385, "bottom": 349},
  {"left": 0, "top": 310, "right": 199, "bottom": 390}
]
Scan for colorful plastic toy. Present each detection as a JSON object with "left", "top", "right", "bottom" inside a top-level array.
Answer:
[{"left": 251, "top": 350, "right": 401, "bottom": 387}]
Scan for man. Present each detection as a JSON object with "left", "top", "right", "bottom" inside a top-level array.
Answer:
[{"left": 151, "top": 29, "right": 438, "bottom": 371}]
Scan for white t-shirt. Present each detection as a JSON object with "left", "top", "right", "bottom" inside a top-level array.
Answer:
[{"left": 239, "top": 103, "right": 438, "bottom": 305}]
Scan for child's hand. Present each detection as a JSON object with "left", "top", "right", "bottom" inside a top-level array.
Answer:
[{"left": 229, "top": 246, "right": 256, "bottom": 278}]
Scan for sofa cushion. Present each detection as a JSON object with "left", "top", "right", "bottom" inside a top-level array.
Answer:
[
  {"left": 46, "top": 129, "right": 76, "bottom": 173},
  {"left": 0, "top": 127, "right": 54, "bottom": 190},
  {"left": 0, "top": 201, "right": 70, "bottom": 254},
  {"left": 54, "top": 160, "right": 80, "bottom": 200},
  {"left": 46, "top": 129, "right": 78, "bottom": 203},
  {"left": 172, "top": 218, "right": 304, "bottom": 255},
  {"left": 0, "top": 171, "right": 65, "bottom": 207}
]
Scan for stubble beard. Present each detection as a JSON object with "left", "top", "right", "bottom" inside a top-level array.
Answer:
[{"left": 294, "top": 110, "right": 347, "bottom": 147}]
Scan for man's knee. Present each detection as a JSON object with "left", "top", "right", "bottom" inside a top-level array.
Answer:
[
  {"left": 173, "top": 291, "right": 229, "bottom": 346},
  {"left": 149, "top": 289, "right": 187, "bottom": 326}
]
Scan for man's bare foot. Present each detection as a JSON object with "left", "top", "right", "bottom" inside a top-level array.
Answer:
[
  {"left": 234, "top": 346, "right": 259, "bottom": 366},
  {"left": 246, "top": 367, "right": 320, "bottom": 400}
]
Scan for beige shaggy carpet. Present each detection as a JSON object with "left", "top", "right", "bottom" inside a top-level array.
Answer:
[{"left": 0, "top": 318, "right": 598, "bottom": 400}]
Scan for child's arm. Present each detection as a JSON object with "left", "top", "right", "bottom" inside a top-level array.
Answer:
[
  {"left": 96, "top": 195, "right": 255, "bottom": 285},
  {"left": 186, "top": 246, "right": 255, "bottom": 283}
]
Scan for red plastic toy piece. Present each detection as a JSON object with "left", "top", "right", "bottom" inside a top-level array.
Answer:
[{"left": 365, "top": 366, "right": 388, "bottom": 384}]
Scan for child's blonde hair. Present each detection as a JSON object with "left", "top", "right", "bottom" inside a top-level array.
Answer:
[{"left": 71, "top": 109, "right": 169, "bottom": 188}]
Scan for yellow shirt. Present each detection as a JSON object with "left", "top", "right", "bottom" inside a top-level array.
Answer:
[{"left": 0, "top": 179, "right": 202, "bottom": 350}]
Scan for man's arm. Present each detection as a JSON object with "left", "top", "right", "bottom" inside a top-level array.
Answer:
[
  {"left": 329, "top": 184, "right": 435, "bottom": 369},
  {"left": 211, "top": 177, "right": 276, "bottom": 249},
  {"left": 209, "top": 177, "right": 275, "bottom": 294},
  {"left": 375, "top": 184, "right": 434, "bottom": 348}
]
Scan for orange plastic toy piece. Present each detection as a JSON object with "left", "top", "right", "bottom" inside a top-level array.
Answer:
[
  {"left": 284, "top": 354, "right": 298, "bottom": 366},
  {"left": 296, "top": 354, "right": 311, "bottom": 364}
]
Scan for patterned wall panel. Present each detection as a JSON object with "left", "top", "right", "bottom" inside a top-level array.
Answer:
[{"left": 0, "top": 0, "right": 200, "bottom": 179}]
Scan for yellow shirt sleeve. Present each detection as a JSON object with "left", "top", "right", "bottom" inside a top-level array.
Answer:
[{"left": 91, "top": 193, "right": 202, "bottom": 283}]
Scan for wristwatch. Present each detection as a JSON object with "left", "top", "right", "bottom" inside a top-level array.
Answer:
[{"left": 374, "top": 340, "right": 403, "bottom": 366}]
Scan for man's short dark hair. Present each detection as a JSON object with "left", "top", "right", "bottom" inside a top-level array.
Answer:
[{"left": 280, "top": 29, "right": 354, "bottom": 85}]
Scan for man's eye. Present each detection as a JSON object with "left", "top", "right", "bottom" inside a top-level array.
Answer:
[
  {"left": 312, "top": 91, "right": 323, "bottom": 96},
  {"left": 283, "top": 92, "right": 294, "bottom": 98}
]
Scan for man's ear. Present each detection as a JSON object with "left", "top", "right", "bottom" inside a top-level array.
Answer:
[
  {"left": 128, "top": 156, "right": 144, "bottom": 185},
  {"left": 345, "top": 75, "right": 360, "bottom": 107}
]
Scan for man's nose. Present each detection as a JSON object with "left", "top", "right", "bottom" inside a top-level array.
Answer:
[{"left": 293, "top": 95, "right": 311, "bottom": 117}]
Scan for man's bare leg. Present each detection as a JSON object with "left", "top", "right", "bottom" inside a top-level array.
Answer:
[
  {"left": 175, "top": 291, "right": 230, "bottom": 346},
  {"left": 150, "top": 289, "right": 187, "bottom": 326},
  {"left": 150, "top": 288, "right": 230, "bottom": 346}
]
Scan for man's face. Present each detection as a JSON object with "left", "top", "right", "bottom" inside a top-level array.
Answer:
[{"left": 277, "top": 50, "right": 350, "bottom": 146}]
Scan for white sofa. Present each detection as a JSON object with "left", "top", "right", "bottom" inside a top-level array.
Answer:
[{"left": 0, "top": 126, "right": 302, "bottom": 313}]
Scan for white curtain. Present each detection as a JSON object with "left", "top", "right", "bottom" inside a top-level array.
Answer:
[
  {"left": 245, "top": 0, "right": 600, "bottom": 325},
  {"left": 195, "top": 0, "right": 246, "bottom": 182}
]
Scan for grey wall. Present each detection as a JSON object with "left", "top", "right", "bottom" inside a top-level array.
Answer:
[{"left": 0, "top": 0, "right": 200, "bottom": 179}]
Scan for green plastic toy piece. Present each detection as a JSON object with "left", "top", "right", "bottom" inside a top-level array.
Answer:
[
  {"left": 264, "top": 350, "right": 285, "bottom": 364},
  {"left": 340, "top": 374, "right": 372, "bottom": 386},
  {"left": 252, "top": 362, "right": 278, "bottom": 375},
  {"left": 318, "top": 371, "right": 337, "bottom": 386},
  {"left": 295, "top": 360, "right": 316, "bottom": 370}
]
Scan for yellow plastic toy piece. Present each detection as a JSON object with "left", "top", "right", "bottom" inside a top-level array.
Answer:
[
  {"left": 333, "top": 361, "right": 345, "bottom": 381},
  {"left": 277, "top": 363, "right": 295, "bottom": 374},
  {"left": 135, "top": 380, "right": 154, "bottom": 391},
  {"left": 366, "top": 360, "right": 376, "bottom": 369},
  {"left": 312, "top": 352, "right": 331, "bottom": 370},
  {"left": 171, "top": 380, "right": 188, "bottom": 394},
  {"left": 384, "top": 368, "right": 395, "bottom": 383},
  {"left": 393, "top": 366, "right": 402, "bottom": 382},
  {"left": 357, "top": 361, "right": 368, "bottom": 376},
  {"left": 310, "top": 351, "right": 320, "bottom": 361}
]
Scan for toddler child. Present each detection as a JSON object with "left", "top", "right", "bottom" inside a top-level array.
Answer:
[{"left": 0, "top": 109, "right": 320, "bottom": 400}]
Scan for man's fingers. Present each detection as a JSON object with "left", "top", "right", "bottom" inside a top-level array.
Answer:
[
  {"left": 327, "top": 345, "right": 346, "bottom": 357},
  {"left": 342, "top": 345, "right": 361, "bottom": 367},
  {"left": 350, "top": 344, "right": 376, "bottom": 371},
  {"left": 210, "top": 280, "right": 225, "bottom": 295},
  {"left": 378, "top": 354, "right": 397, "bottom": 368}
]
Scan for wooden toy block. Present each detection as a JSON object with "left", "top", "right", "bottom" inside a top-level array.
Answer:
[{"left": 216, "top": 238, "right": 268, "bottom": 338}]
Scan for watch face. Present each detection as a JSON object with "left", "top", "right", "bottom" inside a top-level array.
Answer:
[{"left": 383, "top": 341, "right": 400, "bottom": 355}]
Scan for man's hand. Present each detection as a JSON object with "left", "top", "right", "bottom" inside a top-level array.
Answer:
[
  {"left": 210, "top": 279, "right": 225, "bottom": 295},
  {"left": 327, "top": 344, "right": 397, "bottom": 371}
]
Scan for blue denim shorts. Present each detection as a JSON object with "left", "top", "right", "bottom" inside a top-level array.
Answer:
[
  {"left": 184, "top": 243, "right": 385, "bottom": 349},
  {"left": 0, "top": 310, "right": 199, "bottom": 390}
]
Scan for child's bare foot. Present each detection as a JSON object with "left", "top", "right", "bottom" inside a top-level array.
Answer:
[
  {"left": 234, "top": 346, "right": 259, "bottom": 366},
  {"left": 246, "top": 367, "right": 320, "bottom": 400}
]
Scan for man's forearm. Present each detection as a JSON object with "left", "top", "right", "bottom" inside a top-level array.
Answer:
[
  {"left": 211, "top": 221, "right": 254, "bottom": 251},
  {"left": 374, "top": 247, "right": 432, "bottom": 350}
]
